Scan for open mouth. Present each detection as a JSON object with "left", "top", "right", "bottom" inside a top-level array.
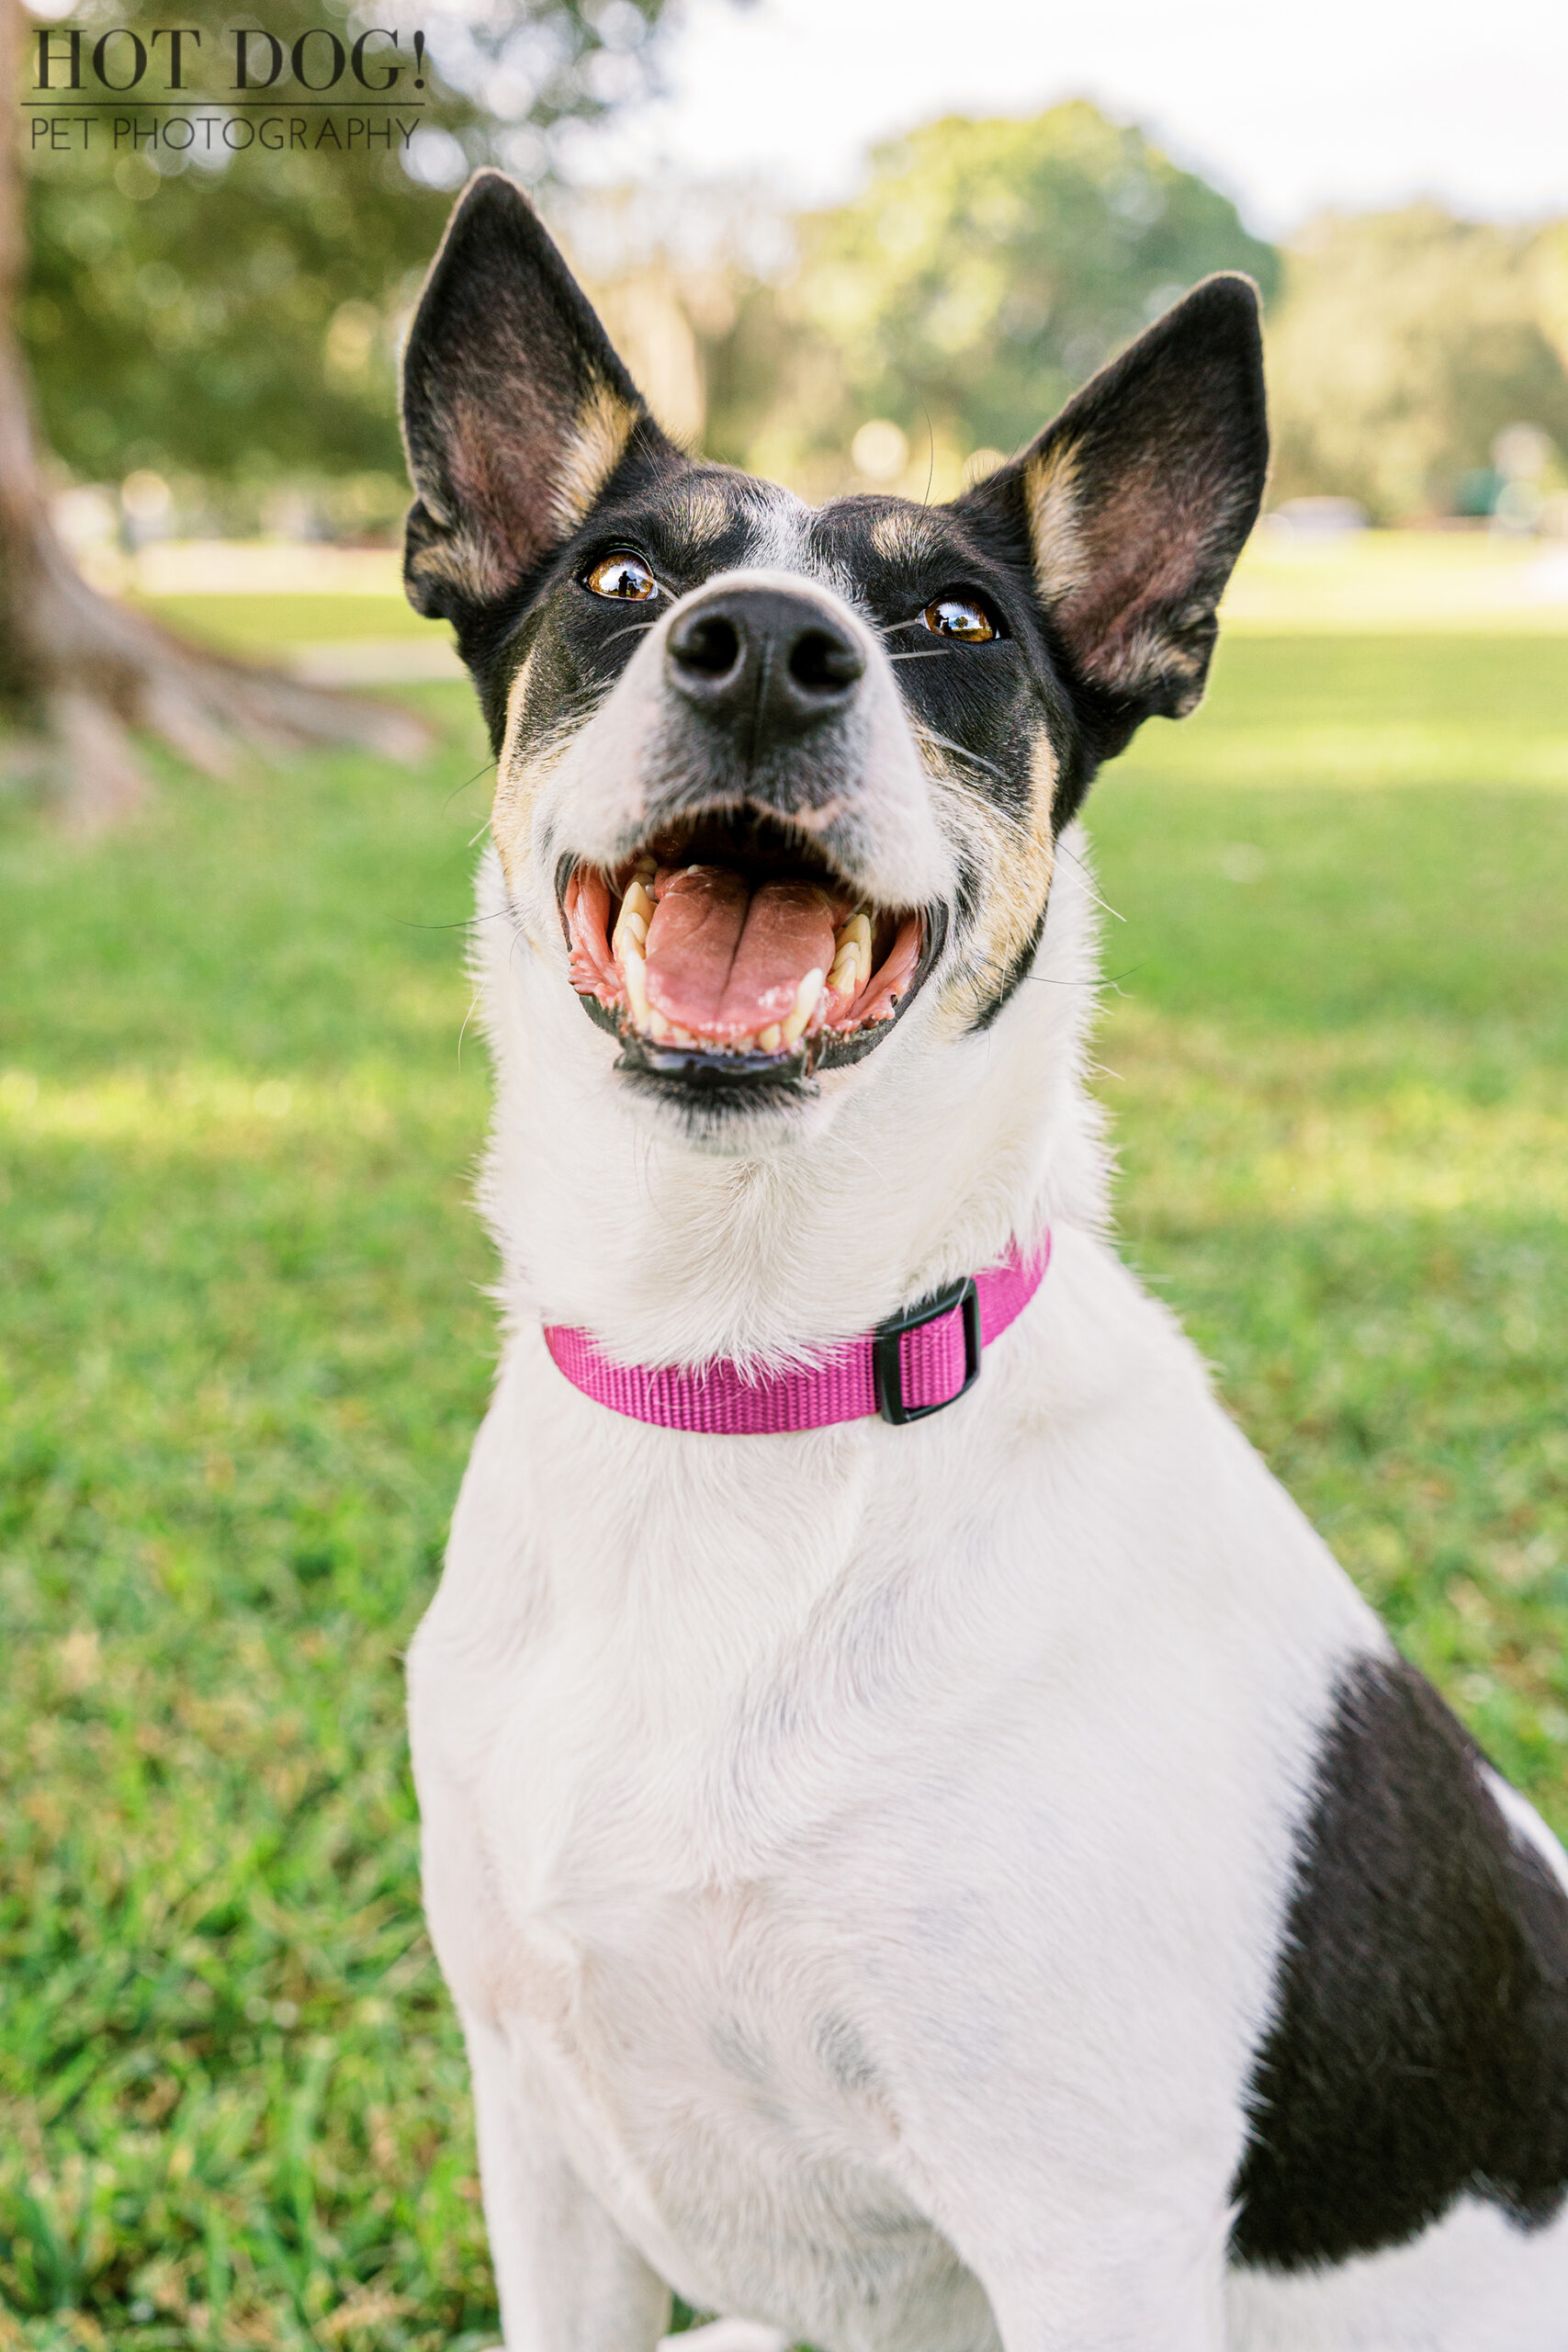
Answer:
[{"left": 560, "top": 809, "right": 932, "bottom": 1082}]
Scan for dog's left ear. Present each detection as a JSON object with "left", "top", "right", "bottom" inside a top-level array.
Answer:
[
  {"left": 400, "top": 169, "right": 673, "bottom": 624},
  {"left": 958, "top": 274, "right": 1268, "bottom": 751}
]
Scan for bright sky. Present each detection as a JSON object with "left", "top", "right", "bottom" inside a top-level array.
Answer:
[{"left": 593, "top": 0, "right": 1568, "bottom": 235}]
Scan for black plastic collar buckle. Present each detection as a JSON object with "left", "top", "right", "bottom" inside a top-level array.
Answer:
[{"left": 873, "top": 1275, "right": 983, "bottom": 1426}]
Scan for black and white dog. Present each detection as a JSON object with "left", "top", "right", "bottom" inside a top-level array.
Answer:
[{"left": 400, "top": 174, "right": 1568, "bottom": 2352}]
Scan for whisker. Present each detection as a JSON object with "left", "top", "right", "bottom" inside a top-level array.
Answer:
[
  {"left": 457, "top": 991, "right": 480, "bottom": 1067},
  {"left": 913, "top": 724, "right": 1003, "bottom": 781},
  {"left": 395, "top": 908, "right": 512, "bottom": 933},
  {"left": 887, "top": 649, "right": 951, "bottom": 662},
  {"left": 444, "top": 759, "right": 494, "bottom": 808},
  {"left": 601, "top": 618, "right": 660, "bottom": 652},
  {"left": 1055, "top": 833, "right": 1126, "bottom": 922}
]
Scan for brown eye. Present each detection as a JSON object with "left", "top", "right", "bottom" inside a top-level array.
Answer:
[
  {"left": 586, "top": 552, "right": 659, "bottom": 601},
  {"left": 923, "top": 594, "right": 998, "bottom": 642}
]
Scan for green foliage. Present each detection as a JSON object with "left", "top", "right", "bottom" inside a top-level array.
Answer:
[
  {"left": 1266, "top": 206, "right": 1568, "bottom": 520},
  {"left": 3, "top": 621, "right": 1568, "bottom": 2342},
  {"left": 700, "top": 102, "right": 1279, "bottom": 493},
  {"left": 19, "top": 0, "right": 668, "bottom": 519}
]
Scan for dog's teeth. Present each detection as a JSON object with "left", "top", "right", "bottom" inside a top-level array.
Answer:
[
  {"left": 732, "top": 1031, "right": 758, "bottom": 1052},
  {"left": 633, "top": 853, "right": 657, "bottom": 881},
  {"left": 828, "top": 912, "right": 873, "bottom": 1001},
  {"left": 620, "top": 946, "right": 650, "bottom": 1029},
  {"left": 612, "top": 878, "right": 655, "bottom": 964},
  {"left": 671, "top": 1024, "right": 697, "bottom": 1048},
  {"left": 647, "top": 1005, "right": 670, "bottom": 1042},
  {"left": 782, "top": 967, "right": 826, "bottom": 1048},
  {"left": 758, "top": 1023, "right": 782, "bottom": 1053}
]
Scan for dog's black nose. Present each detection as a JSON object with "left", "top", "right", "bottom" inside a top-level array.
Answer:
[{"left": 666, "top": 585, "right": 865, "bottom": 748}]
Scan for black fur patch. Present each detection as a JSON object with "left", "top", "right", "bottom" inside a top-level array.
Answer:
[{"left": 1231, "top": 1654, "right": 1568, "bottom": 2271}]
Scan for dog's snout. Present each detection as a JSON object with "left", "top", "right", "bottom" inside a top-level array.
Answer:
[{"left": 666, "top": 586, "right": 865, "bottom": 746}]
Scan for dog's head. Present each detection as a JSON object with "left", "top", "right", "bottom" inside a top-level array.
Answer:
[{"left": 402, "top": 173, "right": 1266, "bottom": 1154}]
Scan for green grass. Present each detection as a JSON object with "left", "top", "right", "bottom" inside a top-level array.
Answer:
[
  {"left": 134, "top": 597, "right": 448, "bottom": 655},
  {"left": 3, "top": 629, "right": 1566, "bottom": 2348}
]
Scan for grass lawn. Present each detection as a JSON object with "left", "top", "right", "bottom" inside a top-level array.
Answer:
[
  {"left": 134, "top": 597, "right": 448, "bottom": 655},
  {"left": 3, "top": 626, "right": 1567, "bottom": 2350}
]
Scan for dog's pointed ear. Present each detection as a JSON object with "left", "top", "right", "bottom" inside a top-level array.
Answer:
[
  {"left": 400, "top": 170, "right": 673, "bottom": 623},
  {"left": 959, "top": 274, "right": 1268, "bottom": 750}
]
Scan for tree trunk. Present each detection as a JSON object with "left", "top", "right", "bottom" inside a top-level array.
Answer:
[{"left": 0, "top": 0, "right": 429, "bottom": 832}]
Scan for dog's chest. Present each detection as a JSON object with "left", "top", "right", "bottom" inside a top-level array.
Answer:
[{"left": 422, "top": 1604, "right": 977, "bottom": 2332}]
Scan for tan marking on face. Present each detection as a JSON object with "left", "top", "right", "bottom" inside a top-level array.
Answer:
[
  {"left": 869, "top": 507, "right": 942, "bottom": 568},
  {"left": 490, "top": 647, "right": 558, "bottom": 890},
  {"left": 664, "top": 478, "right": 733, "bottom": 554},
  {"left": 1022, "top": 439, "right": 1089, "bottom": 603},
  {"left": 931, "top": 727, "right": 1059, "bottom": 1032},
  {"left": 550, "top": 379, "right": 639, "bottom": 539}
]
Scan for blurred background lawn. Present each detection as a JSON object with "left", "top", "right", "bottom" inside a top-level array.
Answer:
[
  {"left": 5, "top": 0, "right": 1568, "bottom": 2346},
  {"left": 3, "top": 584, "right": 1565, "bottom": 2352}
]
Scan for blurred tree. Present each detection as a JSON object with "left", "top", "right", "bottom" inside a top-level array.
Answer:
[
  {"left": 19, "top": 0, "right": 666, "bottom": 527},
  {"left": 696, "top": 102, "right": 1279, "bottom": 497},
  {"left": 1266, "top": 206, "right": 1568, "bottom": 521},
  {"left": 1, "top": 0, "right": 668, "bottom": 823}
]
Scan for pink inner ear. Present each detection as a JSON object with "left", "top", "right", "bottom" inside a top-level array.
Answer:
[
  {"left": 1055, "top": 449, "right": 1228, "bottom": 695},
  {"left": 446, "top": 391, "right": 559, "bottom": 595}
]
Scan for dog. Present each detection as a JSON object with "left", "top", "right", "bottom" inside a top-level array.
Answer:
[{"left": 398, "top": 173, "right": 1568, "bottom": 2352}]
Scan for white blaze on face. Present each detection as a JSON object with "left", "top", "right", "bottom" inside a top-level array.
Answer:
[{"left": 531, "top": 566, "right": 954, "bottom": 921}]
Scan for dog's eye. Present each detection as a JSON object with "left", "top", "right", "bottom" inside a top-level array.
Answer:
[
  {"left": 585, "top": 552, "right": 659, "bottom": 602},
  {"left": 923, "top": 594, "right": 998, "bottom": 643}
]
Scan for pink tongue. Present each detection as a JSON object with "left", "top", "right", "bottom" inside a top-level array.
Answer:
[{"left": 643, "top": 866, "right": 837, "bottom": 1041}]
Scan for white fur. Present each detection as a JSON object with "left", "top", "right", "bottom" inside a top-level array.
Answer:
[{"left": 409, "top": 577, "right": 1568, "bottom": 2351}]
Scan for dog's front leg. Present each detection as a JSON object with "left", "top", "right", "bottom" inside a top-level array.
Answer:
[
  {"left": 463, "top": 2010, "right": 671, "bottom": 2352},
  {"left": 915, "top": 2159, "right": 1229, "bottom": 2352},
  {"left": 978, "top": 2247, "right": 1225, "bottom": 2352}
]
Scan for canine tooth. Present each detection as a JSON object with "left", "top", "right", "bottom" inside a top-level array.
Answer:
[
  {"left": 782, "top": 967, "right": 826, "bottom": 1048},
  {"left": 827, "top": 947, "right": 860, "bottom": 999},
  {"left": 620, "top": 943, "right": 649, "bottom": 1027},
  {"left": 758, "top": 1023, "right": 783, "bottom": 1053},
  {"left": 612, "top": 879, "right": 654, "bottom": 964}
]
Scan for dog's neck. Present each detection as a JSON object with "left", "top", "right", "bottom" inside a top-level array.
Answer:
[{"left": 474, "top": 821, "right": 1111, "bottom": 1370}]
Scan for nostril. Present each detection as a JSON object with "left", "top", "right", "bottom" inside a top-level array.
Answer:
[
  {"left": 789, "top": 628, "right": 863, "bottom": 695},
  {"left": 671, "top": 613, "right": 743, "bottom": 680}
]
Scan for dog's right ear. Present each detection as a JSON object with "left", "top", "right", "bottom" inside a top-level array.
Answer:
[{"left": 400, "top": 171, "right": 671, "bottom": 624}]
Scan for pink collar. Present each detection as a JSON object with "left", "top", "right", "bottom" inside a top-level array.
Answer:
[{"left": 543, "top": 1234, "right": 1050, "bottom": 1433}]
